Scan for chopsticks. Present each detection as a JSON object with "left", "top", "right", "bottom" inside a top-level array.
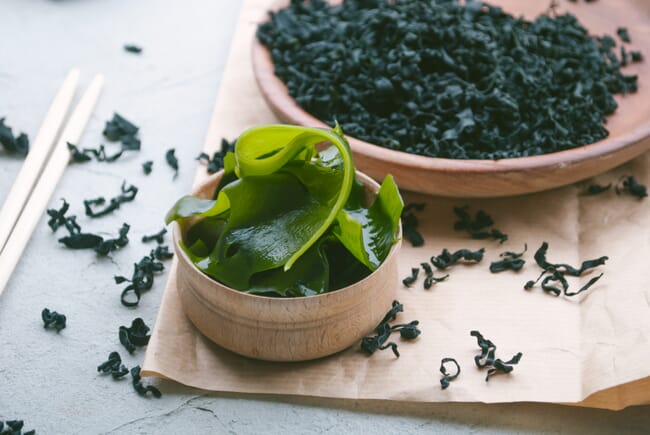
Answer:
[
  {"left": 0, "top": 69, "right": 80, "bottom": 253},
  {"left": 0, "top": 72, "right": 105, "bottom": 296}
]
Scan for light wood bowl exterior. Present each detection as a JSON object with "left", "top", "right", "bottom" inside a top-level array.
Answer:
[
  {"left": 252, "top": 0, "right": 650, "bottom": 197},
  {"left": 174, "top": 170, "right": 401, "bottom": 362}
]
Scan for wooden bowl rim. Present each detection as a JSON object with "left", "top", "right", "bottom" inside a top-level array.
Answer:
[
  {"left": 173, "top": 169, "right": 402, "bottom": 304},
  {"left": 252, "top": 0, "right": 650, "bottom": 176}
]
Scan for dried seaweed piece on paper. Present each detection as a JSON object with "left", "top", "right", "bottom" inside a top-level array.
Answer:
[
  {"left": 97, "top": 351, "right": 129, "bottom": 380},
  {"left": 490, "top": 244, "right": 527, "bottom": 273},
  {"left": 41, "top": 308, "right": 66, "bottom": 332},
  {"left": 197, "top": 138, "right": 236, "bottom": 174},
  {"left": 84, "top": 181, "right": 138, "bottom": 218},
  {"left": 453, "top": 207, "right": 507, "bottom": 243},
  {"left": 525, "top": 242, "right": 607, "bottom": 296},
  {"left": 583, "top": 183, "right": 612, "bottom": 195},
  {"left": 402, "top": 267, "right": 419, "bottom": 287},
  {"left": 401, "top": 203, "right": 426, "bottom": 247},
  {"left": 131, "top": 365, "right": 162, "bottom": 398},
  {"left": 616, "top": 175, "right": 648, "bottom": 199},
  {"left": 431, "top": 248, "right": 485, "bottom": 270},
  {"left": 440, "top": 357, "right": 461, "bottom": 389},
  {"left": 0, "top": 117, "right": 29, "bottom": 156},
  {"left": 420, "top": 261, "right": 448, "bottom": 289},
  {"left": 361, "top": 300, "right": 420, "bottom": 358},
  {"left": 165, "top": 148, "right": 179, "bottom": 179},
  {"left": 470, "top": 330, "right": 522, "bottom": 381},
  {"left": 119, "top": 318, "right": 151, "bottom": 354},
  {"left": 617, "top": 27, "right": 631, "bottom": 43}
]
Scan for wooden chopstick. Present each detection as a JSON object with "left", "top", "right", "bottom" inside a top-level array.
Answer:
[
  {"left": 0, "top": 69, "right": 80, "bottom": 253},
  {"left": 0, "top": 74, "right": 105, "bottom": 296}
]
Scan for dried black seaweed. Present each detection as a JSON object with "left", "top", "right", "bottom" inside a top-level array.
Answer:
[
  {"left": 197, "top": 138, "right": 236, "bottom": 174},
  {"left": 525, "top": 242, "right": 607, "bottom": 296},
  {"left": 131, "top": 365, "right": 162, "bottom": 398},
  {"left": 617, "top": 27, "right": 631, "bottom": 43},
  {"left": 419, "top": 261, "right": 449, "bottom": 289},
  {"left": 453, "top": 207, "right": 507, "bottom": 243},
  {"left": 142, "top": 160, "right": 153, "bottom": 175},
  {"left": 0, "top": 117, "right": 29, "bottom": 156},
  {"left": 67, "top": 142, "right": 124, "bottom": 163},
  {"left": 58, "top": 232, "right": 104, "bottom": 250},
  {"left": 41, "top": 308, "right": 66, "bottom": 332},
  {"left": 119, "top": 318, "right": 151, "bottom": 354},
  {"left": 583, "top": 183, "right": 612, "bottom": 195},
  {"left": 0, "top": 419, "right": 35, "bottom": 435},
  {"left": 616, "top": 175, "right": 648, "bottom": 199},
  {"left": 94, "top": 223, "right": 130, "bottom": 256},
  {"left": 361, "top": 300, "right": 420, "bottom": 357},
  {"left": 257, "top": 1, "right": 637, "bottom": 159},
  {"left": 124, "top": 44, "right": 143, "bottom": 54},
  {"left": 142, "top": 228, "right": 167, "bottom": 244},
  {"left": 431, "top": 248, "right": 485, "bottom": 270},
  {"left": 116, "top": 250, "right": 170, "bottom": 307},
  {"left": 470, "top": 330, "right": 522, "bottom": 381},
  {"left": 58, "top": 222, "right": 130, "bottom": 256},
  {"left": 489, "top": 244, "right": 527, "bottom": 273},
  {"left": 166, "top": 148, "right": 179, "bottom": 179},
  {"left": 97, "top": 351, "right": 129, "bottom": 379},
  {"left": 402, "top": 267, "right": 419, "bottom": 287},
  {"left": 84, "top": 182, "right": 138, "bottom": 218},
  {"left": 47, "top": 199, "right": 74, "bottom": 232},
  {"left": 440, "top": 357, "right": 461, "bottom": 389},
  {"left": 151, "top": 245, "right": 174, "bottom": 261},
  {"left": 401, "top": 202, "right": 425, "bottom": 247},
  {"left": 103, "top": 113, "right": 140, "bottom": 151}
]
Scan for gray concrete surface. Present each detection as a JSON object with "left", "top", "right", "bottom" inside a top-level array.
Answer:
[{"left": 0, "top": 0, "right": 649, "bottom": 433}]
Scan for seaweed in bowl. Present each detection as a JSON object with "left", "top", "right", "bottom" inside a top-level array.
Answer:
[{"left": 166, "top": 124, "right": 403, "bottom": 297}]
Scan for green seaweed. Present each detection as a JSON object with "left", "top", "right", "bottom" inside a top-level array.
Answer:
[{"left": 167, "top": 124, "right": 402, "bottom": 296}]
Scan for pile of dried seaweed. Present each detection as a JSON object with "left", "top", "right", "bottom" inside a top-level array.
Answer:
[{"left": 258, "top": 0, "right": 640, "bottom": 159}]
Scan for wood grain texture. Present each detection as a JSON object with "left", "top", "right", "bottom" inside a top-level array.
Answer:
[
  {"left": 174, "top": 170, "right": 401, "bottom": 362},
  {"left": 252, "top": 0, "right": 650, "bottom": 197}
]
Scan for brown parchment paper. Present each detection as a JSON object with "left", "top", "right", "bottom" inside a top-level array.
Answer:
[{"left": 142, "top": 0, "right": 650, "bottom": 410}]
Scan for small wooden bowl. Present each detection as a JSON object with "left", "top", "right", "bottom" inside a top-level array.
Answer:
[
  {"left": 253, "top": 0, "right": 650, "bottom": 197},
  {"left": 173, "top": 170, "right": 401, "bottom": 362}
]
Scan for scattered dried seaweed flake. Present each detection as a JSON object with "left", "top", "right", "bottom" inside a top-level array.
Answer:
[
  {"left": 42, "top": 308, "right": 66, "bottom": 332},
  {"left": 360, "top": 300, "right": 420, "bottom": 358},
  {"left": 440, "top": 357, "right": 461, "bottom": 390},
  {"left": 470, "top": 330, "right": 523, "bottom": 381}
]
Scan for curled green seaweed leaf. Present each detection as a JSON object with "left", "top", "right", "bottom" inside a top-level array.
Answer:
[{"left": 167, "top": 124, "right": 402, "bottom": 295}]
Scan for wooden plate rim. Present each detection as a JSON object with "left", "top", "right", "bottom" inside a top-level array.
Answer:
[{"left": 251, "top": 0, "right": 650, "bottom": 176}]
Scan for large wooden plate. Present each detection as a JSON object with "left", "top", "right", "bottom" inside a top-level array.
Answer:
[{"left": 252, "top": 0, "right": 650, "bottom": 197}]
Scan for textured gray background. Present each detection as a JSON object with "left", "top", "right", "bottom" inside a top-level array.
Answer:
[{"left": 0, "top": 0, "right": 649, "bottom": 433}]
